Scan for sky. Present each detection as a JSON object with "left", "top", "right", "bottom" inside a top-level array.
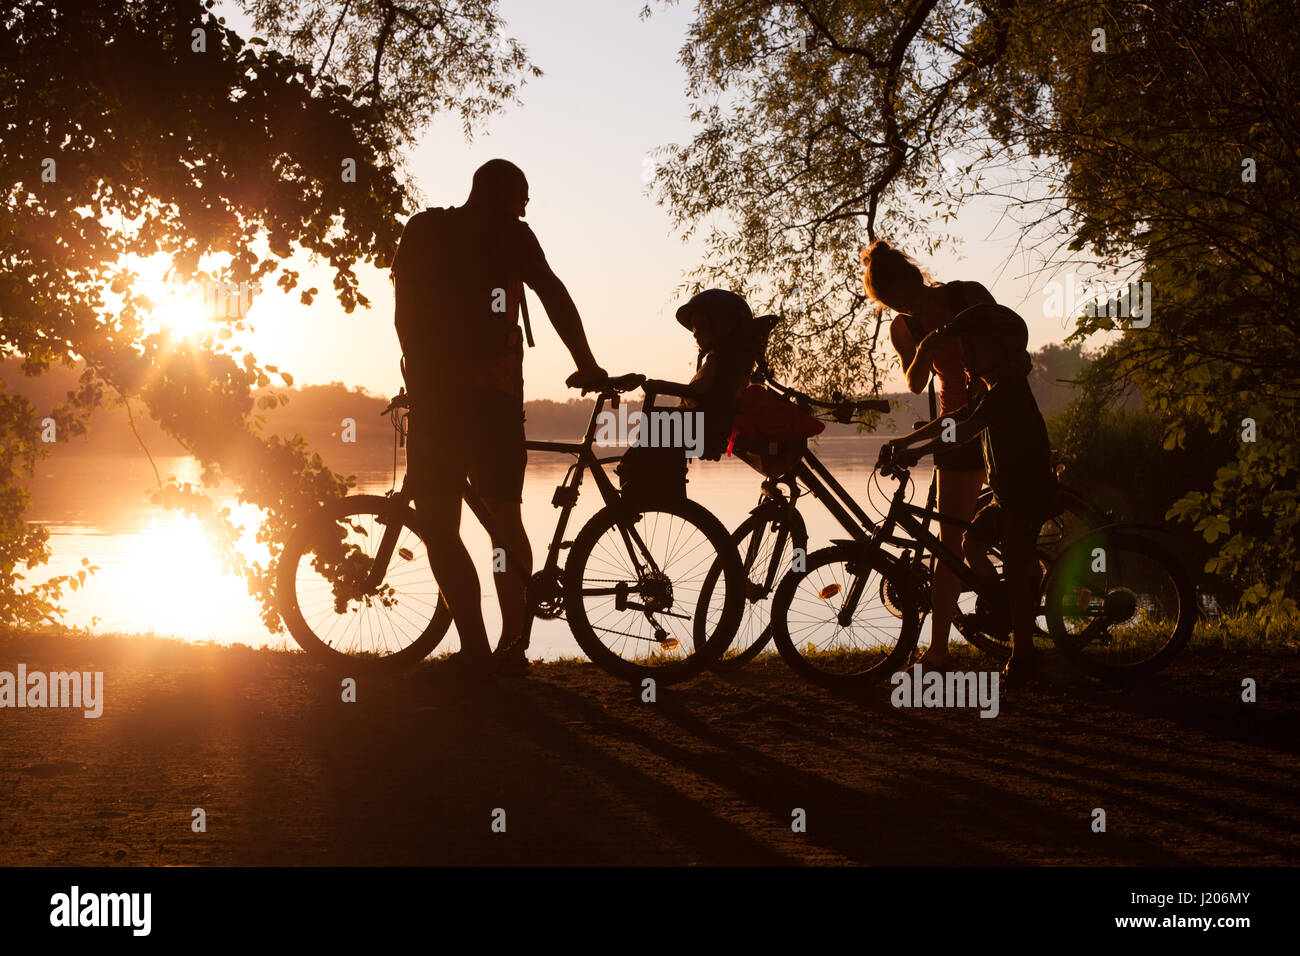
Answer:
[{"left": 231, "top": 0, "right": 1092, "bottom": 403}]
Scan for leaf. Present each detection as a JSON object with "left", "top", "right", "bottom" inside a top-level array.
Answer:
[{"left": 1194, "top": 514, "right": 1230, "bottom": 543}]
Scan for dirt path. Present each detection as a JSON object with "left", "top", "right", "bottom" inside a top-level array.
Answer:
[{"left": 1, "top": 633, "right": 1297, "bottom": 866}]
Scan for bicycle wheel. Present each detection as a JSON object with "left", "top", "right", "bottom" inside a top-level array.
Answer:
[
  {"left": 701, "top": 505, "right": 809, "bottom": 672},
  {"left": 770, "top": 544, "right": 921, "bottom": 691},
  {"left": 1044, "top": 528, "right": 1196, "bottom": 678},
  {"left": 277, "top": 494, "right": 453, "bottom": 673},
  {"left": 564, "top": 498, "right": 745, "bottom": 684}
]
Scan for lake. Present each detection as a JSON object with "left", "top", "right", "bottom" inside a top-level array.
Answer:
[{"left": 24, "top": 434, "right": 936, "bottom": 661}]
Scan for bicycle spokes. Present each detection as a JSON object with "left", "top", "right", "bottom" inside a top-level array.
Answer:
[
  {"left": 784, "top": 561, "right": 906, "bottom": 677},
  {"left": 293, "top": 510, "right": 443, "bottom": 659},
  {"left": 571, "top": 509, "right": 725, "bottom": 667}
]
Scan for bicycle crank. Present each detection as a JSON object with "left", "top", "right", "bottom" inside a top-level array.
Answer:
[{"left": 529, "top": 568, "right": 565, "bottom": 619}]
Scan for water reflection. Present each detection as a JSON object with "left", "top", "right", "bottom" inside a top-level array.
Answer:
[{"left": 25, "top": 436, "right": 924, "bottom": 661}]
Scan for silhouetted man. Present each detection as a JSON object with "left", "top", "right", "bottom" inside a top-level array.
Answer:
[{"left": 391, "top": 159, "right": 605, "bottom": 679}]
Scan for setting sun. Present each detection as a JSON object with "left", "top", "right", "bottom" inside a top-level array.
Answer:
[{"left": 154, "top": 290, "right": 209, "bottom": 340}]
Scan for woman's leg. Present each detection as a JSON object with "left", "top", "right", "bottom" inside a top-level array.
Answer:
[{"left": 926, "top": 466, "right": 986, "bottom": 661}]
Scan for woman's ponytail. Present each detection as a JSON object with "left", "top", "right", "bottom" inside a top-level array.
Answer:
[{"left": 861, "top": 239, "right": 928, "bottom": 308}]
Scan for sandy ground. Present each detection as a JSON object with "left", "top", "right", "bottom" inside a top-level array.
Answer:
[{"left": 1, "top": 633, "right": 1297, "bottom": 866}]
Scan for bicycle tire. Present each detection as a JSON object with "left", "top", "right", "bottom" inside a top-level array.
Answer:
[
  {"left": 564, "top": 498, "right": 745, "bottom": 684},
  {"left": 1044, "top": 529, "right": 1196, "bottom": 678},
  {"left": 277, "top": 494, "right": 453, "bottom": 673},
  {"left": 770, "top": 543, "right": 921, "bottom": 691},
  {"left": 704, "top": 505, "right": 809, "bottom": 672}
]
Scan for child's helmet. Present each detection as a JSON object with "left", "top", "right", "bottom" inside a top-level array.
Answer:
[{"left": 675, "top": 289, "right": 754, "bottom": 336}]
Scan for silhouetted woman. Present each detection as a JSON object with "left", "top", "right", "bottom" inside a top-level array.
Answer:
[{"left": 861, "top": 239, "right": 995, "bottom": 669}]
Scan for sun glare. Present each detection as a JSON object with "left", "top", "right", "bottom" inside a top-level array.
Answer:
[
  {"left": 152, "top": 289, "right": 209, "bottom": 340},
  {"left": 114, "top": 504, "right": 269, "bottom": 638}
]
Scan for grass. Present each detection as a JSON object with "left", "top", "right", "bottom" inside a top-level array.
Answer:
[
  {"left": 1183, "top": 610, "right": 1300, "bottom": 655},
  {"left": 726, "top": 608, "right": 1299, "bottom": 671},
  {"left": 2, "top": 608, "right": 1295, "bottom": 674}
]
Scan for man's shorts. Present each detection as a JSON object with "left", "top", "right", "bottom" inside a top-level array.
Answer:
[
  {"left": 966, "top": 492, "right": 1060, "bottom": 557},
  {"left": 406, "top": 388, "right": 527, "bottom": 503}
]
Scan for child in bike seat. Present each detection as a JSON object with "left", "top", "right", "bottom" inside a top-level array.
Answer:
[
  {"left": 880, "top": 305, "right": 1058, "bottom": 684},
  {"left": 674, "top": 289, "right": 763, "bottom": 460}
]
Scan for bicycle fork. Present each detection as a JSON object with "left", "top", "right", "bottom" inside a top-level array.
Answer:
[{"left": 364, "top": 500, "right": 408, "bottom": 592}]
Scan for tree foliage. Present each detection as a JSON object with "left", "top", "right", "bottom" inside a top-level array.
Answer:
[{"left": 0, "top": 0, "right": 535, "bottom": 626}]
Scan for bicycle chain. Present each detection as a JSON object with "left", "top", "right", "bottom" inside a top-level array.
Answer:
[
  {"left": 575, "top": 577, "right": 692, "bottom": 643},
  {"left": 588, "top": 623, "right": 668, "bottom": 643}
]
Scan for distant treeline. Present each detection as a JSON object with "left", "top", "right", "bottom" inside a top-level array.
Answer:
[{"left": 3, "top": 344, "right": 1085, "bottom": 455}]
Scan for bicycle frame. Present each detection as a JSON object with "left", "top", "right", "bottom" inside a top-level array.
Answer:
[
  {"left": 745, "top": 443, "right": 950, "bottom": 576},
  {"left": 869, "top": 467, "right": 987, "bottom": 596},
  {"left": 373, "top": 384, "right": 691, "bottom": 653},
  {"left": 744, "top": 447, "right": 993, "bottom": 629}
]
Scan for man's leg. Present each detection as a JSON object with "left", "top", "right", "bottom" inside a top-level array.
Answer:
[
  {"left": 482, "top": 498, "right": 532, "bottom": 651},
  {"left": 1002, "top": 544, "right": 1038, "bottom": 662},
  {"left": 1001, "top": 516, "right": 1042, "bottom": 663},
  {"left": 962, "top": 512, "right": 998, "bottom": 587},
  {"left": 470, "top": 386, "right": 531, "bottom": 657},
  {"left": 416, "top": 491, "right": 493, "bottom": 661},
  {"left": 406, "top": 406, "right": 492, "bottom": 663}
]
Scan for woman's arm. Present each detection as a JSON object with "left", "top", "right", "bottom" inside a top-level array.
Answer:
[{"left": 890, "top": 319, "right": 931, "bottom": 394}]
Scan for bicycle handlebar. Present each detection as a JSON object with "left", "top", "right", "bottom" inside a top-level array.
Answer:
[
  {"left": 760, "top": 370, "right": 890, "bottom": 420},
  {"left": 384, "top": 372, "right": 652, "bottom": 414},
  {"left": 578, "top": 372, "right": 648, "bottom": 395},
  {"left": 386, "top": 364, "right": 889, "bottom": 421},
  {"left": 381, "top": 389, "right": 411, "bottom": 415},
  {"left": 874, "top": 442, "right": 918, "bottom": 483}
]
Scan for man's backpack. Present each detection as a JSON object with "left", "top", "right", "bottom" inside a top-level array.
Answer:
[{"left": 392, "top": 206, "right": 535, "bottom": 392}]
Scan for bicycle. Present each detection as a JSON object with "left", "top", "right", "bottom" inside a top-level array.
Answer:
[
  {"left": 275, "top": 373, "right": 746, "bottom": 684},
  {"left": 766, "top": 452, "right": 1196, "bottom": 690},
  {"left": 704, "top": 371, "right": 1104, "bottom": 671}
]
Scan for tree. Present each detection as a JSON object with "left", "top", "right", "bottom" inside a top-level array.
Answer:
[
  {"left": 650, "top": 0, "right": 1299, "bottom": 616},
  {"left": 0, "top": 0, "right": 537, "bottom": 627}
]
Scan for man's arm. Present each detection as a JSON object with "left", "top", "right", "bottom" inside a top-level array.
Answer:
[
  {"left": 529, "top": 269, "right": 601, "bottom": 371},
  {"left": 884, "top": 399, "right": 986, "bottom": 465},
  {"left": 516, "top": 225, "right": 603, "bottom": 384}
]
